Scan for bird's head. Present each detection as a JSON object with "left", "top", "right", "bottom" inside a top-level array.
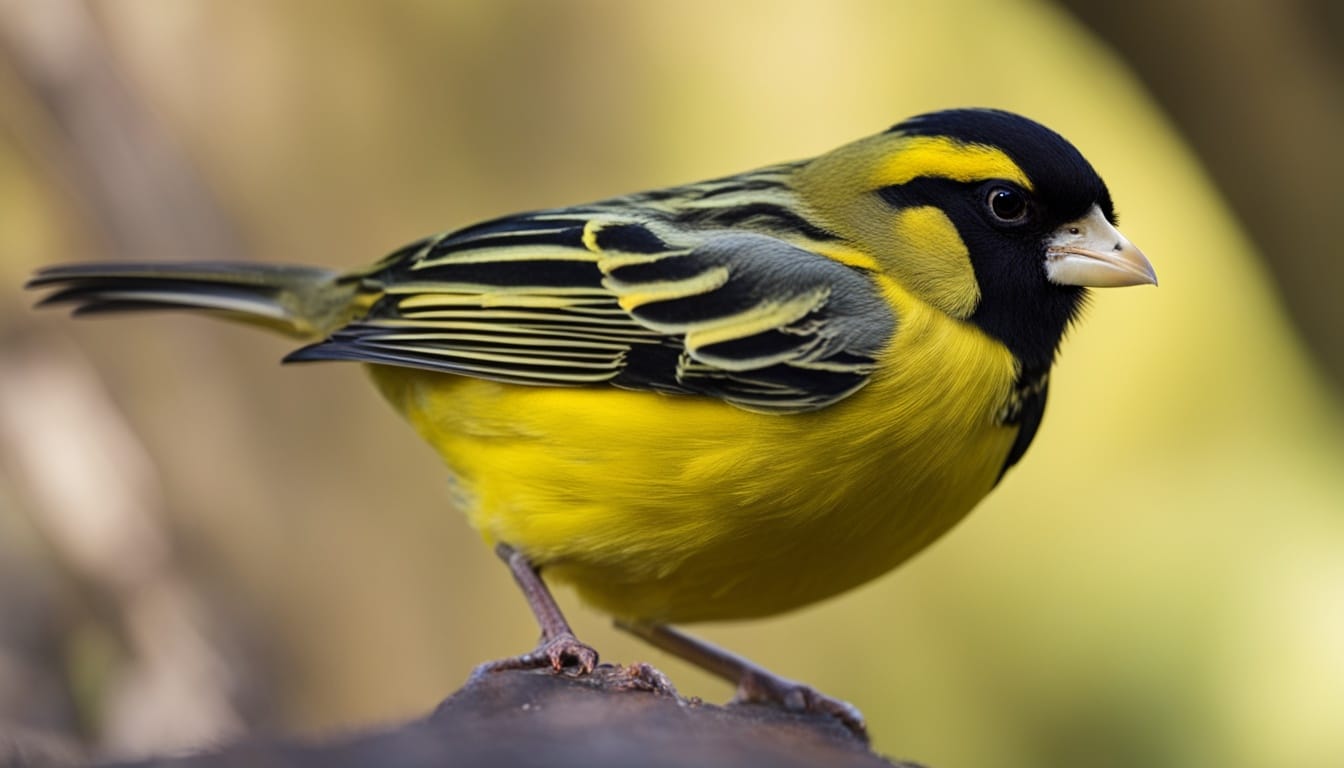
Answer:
[{"left": 797, "top": 107, "right": 1156, "bottom": 371}]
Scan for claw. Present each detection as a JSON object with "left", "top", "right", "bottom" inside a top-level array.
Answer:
[
  {"left": 543, "top": 631, "right": 599, "bottom": 674},
  {"left": 735, "top": 668, "right": 868, "bottom": 740},
  {"left": 470, "top": 631, "right": 599, "bottom": 680}
]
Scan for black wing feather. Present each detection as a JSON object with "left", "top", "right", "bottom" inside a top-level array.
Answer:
[{"left": 290, "top": 212, "right": 895, "bottom": 413}]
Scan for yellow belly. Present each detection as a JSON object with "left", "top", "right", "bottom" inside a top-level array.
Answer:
[{"left": 369, "top": 298, "right": 1021, "bottom": 624}]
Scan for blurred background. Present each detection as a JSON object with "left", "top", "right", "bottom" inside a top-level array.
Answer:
[{"left": 1, "top": 1, "right": 1341, "bottom": 766}]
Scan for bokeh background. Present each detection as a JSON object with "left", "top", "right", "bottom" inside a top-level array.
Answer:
[{"left": 1, "top": 1, "right": 1342, "bottom": 766}]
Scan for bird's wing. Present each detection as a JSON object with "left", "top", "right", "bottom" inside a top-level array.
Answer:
[{"left": 287, "top": 212, "right": 896, "bottom": 413}]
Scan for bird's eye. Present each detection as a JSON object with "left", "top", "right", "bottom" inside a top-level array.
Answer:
[{"left": 985, "top": 185, "right": 1029, "bottom": 224}]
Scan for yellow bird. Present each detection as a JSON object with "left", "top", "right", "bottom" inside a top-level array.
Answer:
[{"left": 29, "top": 108, "right": 1155, "bottom": 735}]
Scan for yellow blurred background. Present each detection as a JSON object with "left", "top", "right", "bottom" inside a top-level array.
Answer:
[{"left": 1, "top": 2, "right": 1342, "bottom": 767}]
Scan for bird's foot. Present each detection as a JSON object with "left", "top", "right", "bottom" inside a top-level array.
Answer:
[
  {"left": 734, "top": 668, "right": 867, "bottom": 740},
  {"left": 615, "top": 622, "right": 865, "bottom": 738},
  {"left": 470, "top": 631, "right": 599, "bottom": 680}
]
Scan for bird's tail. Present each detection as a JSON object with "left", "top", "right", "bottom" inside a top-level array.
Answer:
[{"left": 26, "top": 262, "right": 369, "bottom": 339}]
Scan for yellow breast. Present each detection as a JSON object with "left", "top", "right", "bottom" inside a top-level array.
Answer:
[{"left": 369, "top": 282, "right": 1021, "bottom": 624}]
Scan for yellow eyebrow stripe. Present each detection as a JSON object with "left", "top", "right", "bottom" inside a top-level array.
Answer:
[{"left": 875, "top": 136, "right": 1032, "bottom": 189}]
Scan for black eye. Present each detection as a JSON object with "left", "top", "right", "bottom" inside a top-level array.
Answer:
[{"left": 985, "top": 185, "right": 1029, "bottom": 224}]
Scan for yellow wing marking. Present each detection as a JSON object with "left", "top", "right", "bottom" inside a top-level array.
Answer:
[
  {"left": 397, "top": 292, "right": 610, "bottom": 310},
  {"left": 683, "top": 288, "right": 829, "bottom": 353},
  {"left": 414, "top": 245, "right": 601, "bottom": 269},
  {"left": 608, "top": 266, "right": 731, "bottom": 313}
]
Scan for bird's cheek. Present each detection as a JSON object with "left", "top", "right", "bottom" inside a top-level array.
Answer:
[{"left": 888, "top": 206, "right": 980, "bottom": 319}]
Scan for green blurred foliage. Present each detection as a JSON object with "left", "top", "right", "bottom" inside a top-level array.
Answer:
[{"left": 1, "top": 1, "right": 1342, "bottom": 766}]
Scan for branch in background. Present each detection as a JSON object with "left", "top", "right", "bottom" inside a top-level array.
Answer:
[
  {"left": 0, "top": 0, "right": 244, "bottom": 264},
  {"left": 0, "top": 0, "right": 261, "bottom": 757},
  {"left": 1057, "top": 0, "right": 1344, "bottom": 388}
]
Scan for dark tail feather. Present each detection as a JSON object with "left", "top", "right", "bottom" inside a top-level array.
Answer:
[{"left": 27, "top": 262, "right": 359, "bottom": 338}]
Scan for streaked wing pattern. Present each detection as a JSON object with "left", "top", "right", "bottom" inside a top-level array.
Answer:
[
  {"left": 286, "top": 214, "right": 659, "bottom": 385},
  {"left": 601, "top": 233, "right": 894, "bottom": 411},
  {"left": 289, "top": 177, "right": 896, "bottom": 412}
]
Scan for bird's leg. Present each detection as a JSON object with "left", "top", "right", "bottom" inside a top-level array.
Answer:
[
  {"left": 615, "top": 621, "right": 867, "bottom": 740},
  {"left": 471, "top": 543, "right": 598, "bottom": 677}
]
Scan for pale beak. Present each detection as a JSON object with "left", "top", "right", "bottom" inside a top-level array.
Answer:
[{"left": 1044, "top": 205, "right": 1157, "bottom": 287}]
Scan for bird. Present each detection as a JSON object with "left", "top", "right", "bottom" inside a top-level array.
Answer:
[{"left": 28, "top": 107, "right": 1156, "bottom": 736}]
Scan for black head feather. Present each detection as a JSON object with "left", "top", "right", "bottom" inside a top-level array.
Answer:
[
  {"left": 884, "top": 108, "right": 1116, "bottom": 373},
  {"left": 890, "top": 108, "right": 1114, "bottom": 223}
]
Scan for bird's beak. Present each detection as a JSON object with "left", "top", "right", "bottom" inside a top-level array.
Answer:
[{"left": 1044, "top": 205, "right": 1157, "bottom": 287}]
